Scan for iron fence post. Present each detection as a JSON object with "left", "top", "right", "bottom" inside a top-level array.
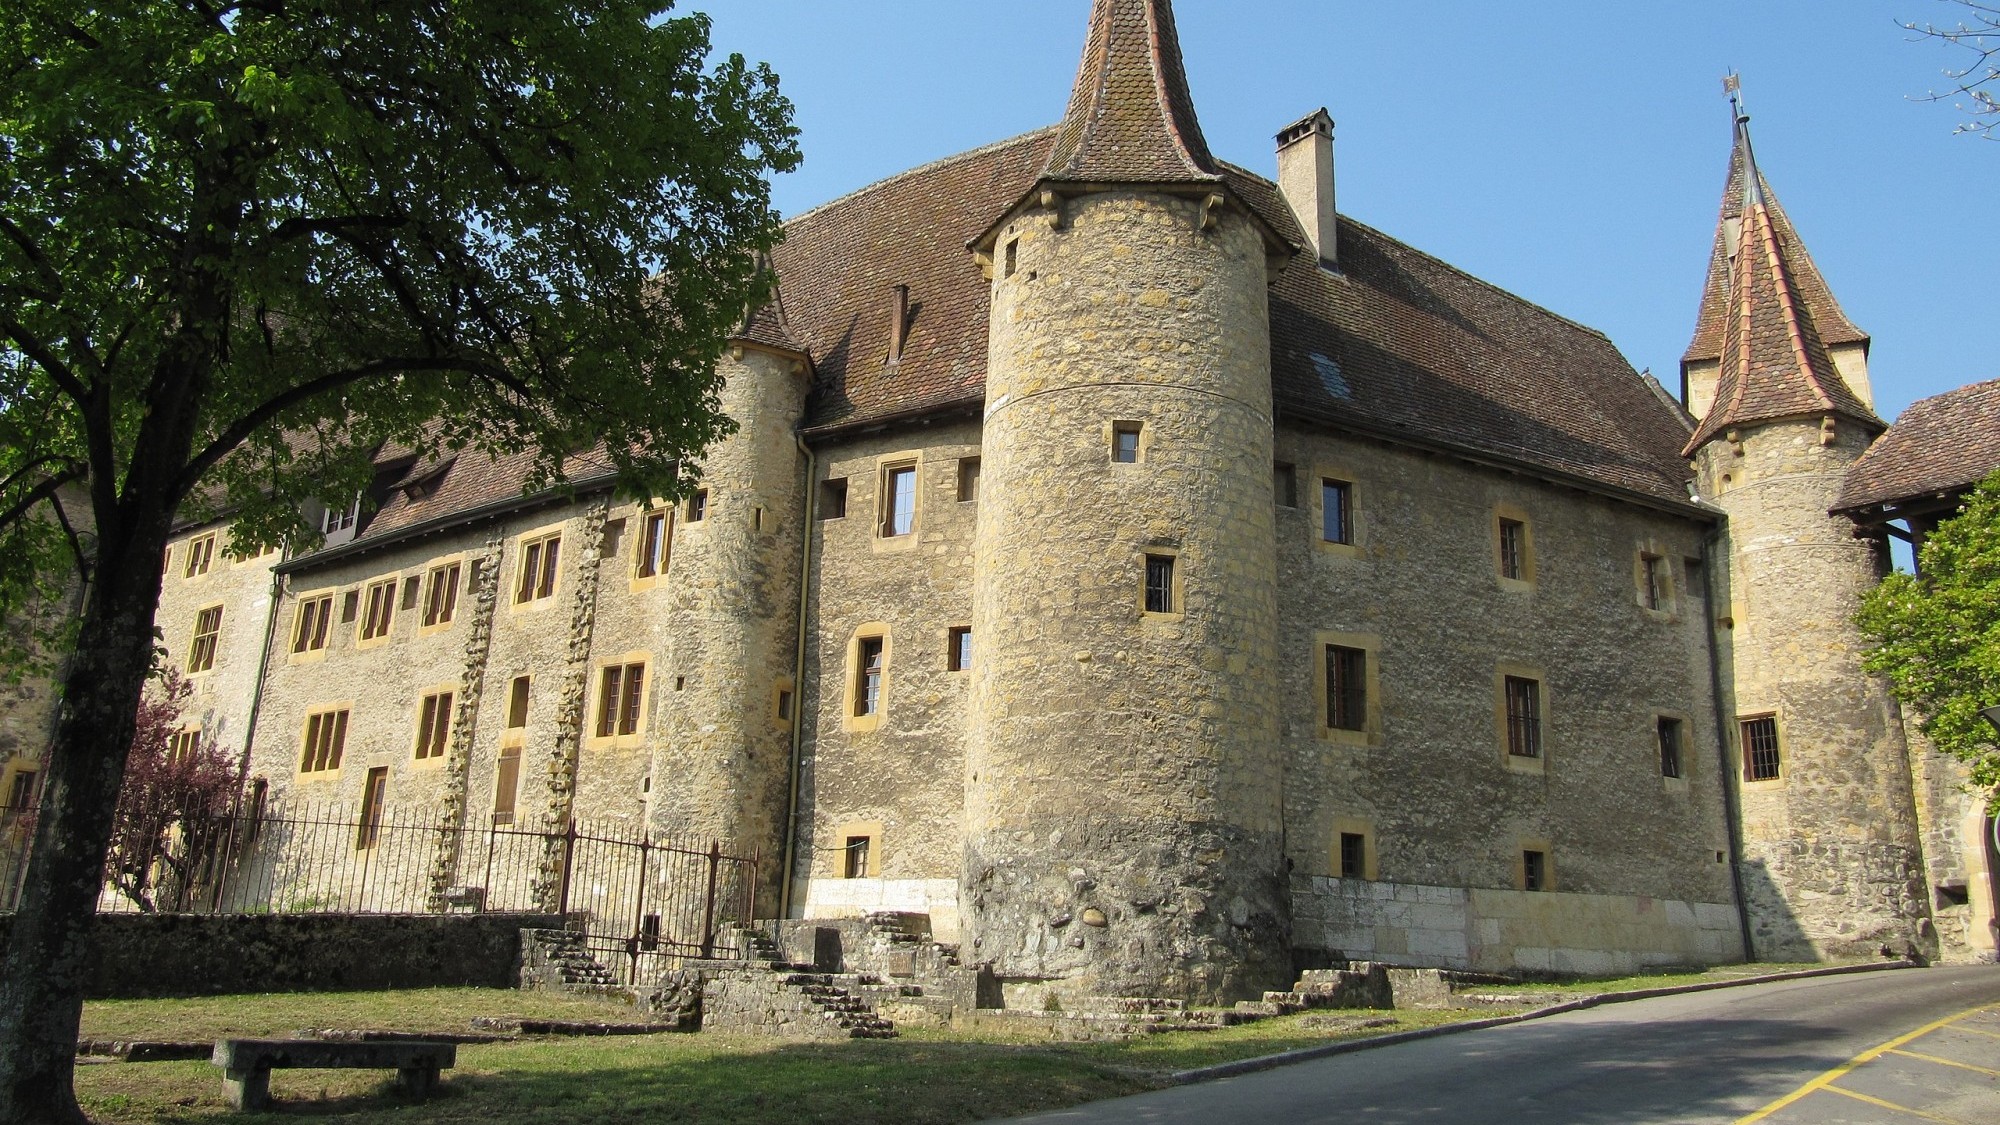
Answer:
[
  {"left": 700, "top": 842, "right": 721, "bottom": 959},
  {"left": 555, "top": 818, "right": 577, "bottom": 921}
]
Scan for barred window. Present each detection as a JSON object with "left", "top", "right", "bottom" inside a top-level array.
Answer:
[
  {"left": 423, "top": 563, "right": 461, "bottom": 626},
  {"left": 1505, "top": 676, "right": 1542, "bottom": 758},
  {"left": 1325, "top": 645, "right": 1367, "bottom": 732},
  {"left": 299, "top": 709, "right": 349, "bottom": 774},
  {"left": 292, "top": 594, "right": 334, "bottom": 654},
  {"left": 1523, "top": 849, "right": 1548, "bottom": 892},
  {"left": 1658, "top": 717, "right": 1684, "bottom": 779},
  {"left": 187, "top": 606, "right": 222, "bottom": 673},
  {"left": 596, "top": 662, "right": 647, "bottom": 738},
  {"left": 359, "top": 579, "right": 396, "bottom": 640},
  {"left": 1144, "top": 554, "right": 1176, "bottom": 614},
  {"left": 1741, "top": 715, "right": 1781, "bottom": 781},
  {"left": 414, "top": 691, "right": 453, "bottom": 760}
]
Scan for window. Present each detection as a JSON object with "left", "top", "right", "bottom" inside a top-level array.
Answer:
[
  {"left": 948, "top": 626, "right": 972, "bottom": 672},
  {"left": 1325, "top": 645, "right": 1367, "bottom": 731},
  {"left": 596, "top": 661, "right": 647, "bottom": 738},
  {"left": 1658, "top": 717, "right": 1684, "bottom": 779},
  {"left": 183, "top": 533, "right": 217, "bottom": 577},
  {"left": 492, "top": 745, "right": 522, "bottom": 825},
  {"left": 855, "top": 637, "right": 885, "bottom": 717},
  {"left": 1144, "top": 554, "right": 1176, "bottom": 614},
  {"left": 187, "top": 606, "right": 222, "bottom": 673},
  {"left": 414, "top": 691, "right": 453, "bottom": 760},
  {"left": 507, "top": 676, "right": 531, "bottom": 729},
  {"left": 957, "top": 457, "right": 981, "bottom": 503},
  {"left": 600, "top": 518, "right": 625, "bottom": 560},
  {"left": 8, "top": 769, "right": 40, "bottom": 809},
  {"left": 819, "top": 479, "right": 848, "bottom": 520},
  {"left": 341, "top": 589, "right": 360, "bottom": 623},
  {"left": 1498, "top": 519, "right": 1527, "bottom": 581},
  {"left": 423, "top": 563, "right": 461, "bottom": 627},
  {"left": 1003, "top": 237, "right": 1019, "bottom": 279},
  {"left": 292, "top": 595, "right": 334, "bottom": 654},
  {"left": 515, "top": 534, "right": 561, "bottom": 603},
  {"left": 1522, "top": 849, "right": 1548, "bottom": 892},
  {"left": 844, "top": 835, "right": 872, "bottom": 879},
  {"left": 356, "top": 767, "right": 388, "bottom": 850},
  {"left": 1504, "top": 676, "right": 1542, "bottom": 759},
  {"left": 1741, "top": 715, "right": 1781, "bottom": 781},
  {"left": 1112, "top": 421, "right": 1143, "bottom": 464},
  {"left": 299, "top": 708, "right": 349, "bottom": 774},
  {"left": 686, "top": 489, "right": 708, "bottom": 522},
  {"left": 1322, "top": 479, "right": 1353, "bottom": 545},
  {"left": 777, "top": 688, "right": 794, "bottom": 722},
  {"left": 322, "top": 497, "right": 359, "bottom": 535},
  {"left": 880, "top": 464, "right": 916, "bottom": 537},
  {"left": 1274, "top": 462, "right": 1298, "bottom": 508},
  {"left": 168, "top": 729, "right": 202, "bottom": 765},
  {"left": 1338, "top": 832, "right": 1366, "bottom": 879},
  {"left": 359, "top": 579, "right": 396, "bottom": 640},
  {"left": 635, "top": 509, "right": 672, "bottom": 577},
  {"left": 400, "top": 575, "right": 421, "bottom": 612},
  {"left": 1641, "top": 554, "right": 1668, "bottom": 611}
]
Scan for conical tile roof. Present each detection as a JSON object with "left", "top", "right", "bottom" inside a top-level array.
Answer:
[{"left": 1041, "top": 0, "right": 1221, "bottom": 184}]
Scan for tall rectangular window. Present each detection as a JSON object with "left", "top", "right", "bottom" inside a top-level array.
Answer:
[
  {"left": 1658, "top": 717, "right": 1684, "bottom": 779},
  {"left": 1144, "top": 554, "right": 1176, "bottom": 614},
  {"left": 492, "top": 745, "right": 521, "bottom": 825},
  {"left": 1338, "top": 832, "right": 1366, "bottom": 879},
  {"left": 183, "top": 533, "right": 217, "bottom": 577},
  {"left": 596, "top": 662, "right": 646, "bottom": 738},
  {"left": 881, "top": 464, "right": 916, "bottom": 537},
  {"left": 6, "top": 770, "right": 37, "bottom": 809},
  {"left": 819, "top": 478, "right": 849, "bottom": 520},
  {"left": 516, "top": 534, "right": 561, "bottom": 603},
  {"left": 423, "top": 563, "right": 461, "bottom": 626},
  {"left": 948, "top": 626, "right": 973, "bottom": 672},
  {"left": 168, "top": 729, "right": 202, "bottom": 765},
  {"left": 957, "top": 457, "right": 981, "bottom": 503},
  {"left": 686, "top": 489, "right": 708, "bottom": 522},
  {"left": 507, "top": 676, "right": 531, "bottom": 729},
  {"left": 1741, "top": 715, "right": 1781, "bottom": 781},
  {"left": 187, "top": 606, "right": 222, "bottom": 673},
  {"left": 414, "top": 691, "right": 453, "bottom": 760},
  {"left": 1498, "top": 518, "right": 1527, "bottom": 581},
  {"left": 855, "top": 637, "right": 885, "bottom": 717},
  {"left": 1112, "top": 422, "right": 1142, "bottom": 464},
  {"left": 359, "top": 579, "right": 396, "bottom": 640},
  {"left": 356, "top": 767, "right": 389, "bottom": 850},
  {"left": 1641, "top": 554, "right": 1667, "bottom": 610},
  {"left": 635, "top": 509, "right": 671, "bottom": 577},
  {"left": 1522, "top": 849, "right": 1548, "bottom": 892},
  {"left": 299, "top": 709, "right": 349, "bottom": 774},
  {"left": 1322, "top": 479, "right": 1353, "bottom": 545},
  {"left": 292, "top": 595, "right": 333, "bottom": 654},
  {"left": 1326, "top": 645, "right": 1367, "bottom": 732},
  {"left": 400, "top": 575, "right": 421, "bottom": 612},
  {"left": 844, "top": 835, "right": 872, "bottom": 879},
  {"left": 1505, "top": 676, "right": 1542, "bottom": 759},
  {"left": 1274, "top": 462, "right": 1298, "bottom": 508}
]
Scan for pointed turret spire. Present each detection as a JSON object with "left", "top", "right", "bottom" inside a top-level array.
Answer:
[
  {"left": 1683, "top": 89, "right": 1881, "bottom": 455},
  {"left": 1041, "top": 0, "right": 1221, "bottom": 184}
]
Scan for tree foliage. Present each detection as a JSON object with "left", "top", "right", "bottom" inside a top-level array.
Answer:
[
  {"left": 1906, "top": 0, "right": 2000, "bottom": 138},
  {"left": 1858, "top": 470, "right": 2000, "bottom": 801},
  {"left": 104, "top": 671, "right": 238, "bottom": 913}
]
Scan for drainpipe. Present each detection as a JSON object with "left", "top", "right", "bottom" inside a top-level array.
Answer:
[
  {"left": 1700, "top": 527, "right": 1757, "bottom": 962},
  {"left": 234, "top": 570, "right": 286, "bottom": 792},
  {"left": 778, "top": 434, "right": 816, "bottom": 920}
]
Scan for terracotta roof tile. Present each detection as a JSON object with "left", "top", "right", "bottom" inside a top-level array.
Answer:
[
  {"left": 1838, "top": 377, "right": 2000, "bottom": 511},
  {"left": 1042, "top": 0, "right": 1220, "bottom": 185}
]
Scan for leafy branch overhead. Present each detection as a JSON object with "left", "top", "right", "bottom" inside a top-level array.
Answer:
[
  {"left": 1906, "top": 0, "right": 2000, "bottom": 138},
  {"left": 1858, "top": 470, "right": 2000, "bottom": 801}
]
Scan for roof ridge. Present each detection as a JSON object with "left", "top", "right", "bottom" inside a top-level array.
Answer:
[{"left": 783, "top": 127, "right": 1059, "bottom": 230}]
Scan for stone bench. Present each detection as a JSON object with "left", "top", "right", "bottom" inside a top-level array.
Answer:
[{"left": 210, "top": 1038, "right": 457, "bottom": 1111}]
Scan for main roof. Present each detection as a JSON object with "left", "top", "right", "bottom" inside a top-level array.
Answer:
[{"left": 1838, "top": 377, "right": 2000, "bottom": 513}]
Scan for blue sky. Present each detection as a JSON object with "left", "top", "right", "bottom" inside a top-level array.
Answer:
[{"left": 698, "top": 1, "right": 1994, "bottom": 421}]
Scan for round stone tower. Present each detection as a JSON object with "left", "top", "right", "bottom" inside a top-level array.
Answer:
[
  {"left": 1684, "top": 102, "right": 1933, "bottom": 960},
  {"left": 963, "top": 0, "right": 1292, "bottom": 1003}
]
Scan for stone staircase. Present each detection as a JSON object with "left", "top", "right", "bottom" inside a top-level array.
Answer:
[
  {"left": 691, "top": 926, "right": 900, "bottom": 1039},
  {"left": 779, "top": 972, "right": 900, "bottom": 1039},
  {"left": 521, "top": 929, "right": 620, "bottom": 993}
]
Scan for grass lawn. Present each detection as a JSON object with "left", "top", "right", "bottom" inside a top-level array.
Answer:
[{"left": 72, "top": 991, "right": 1512, "bottom": 1124}]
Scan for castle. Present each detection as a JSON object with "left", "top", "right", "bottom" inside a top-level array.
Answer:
[{"left": 4, "top": 0, "right": 1996, "bottom": 1003}]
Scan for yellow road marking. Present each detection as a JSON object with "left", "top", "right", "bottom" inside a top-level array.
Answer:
[
  {"left": 1886, "top": 1048, "right": 2000, "bottom": 1077},
  {"left": 1823, "top": 1084, "right": 1967, "bottom": 1123},
  {"left": 1948, "top": 1024, "right": 2000, "bottom": 1041},
  {"left": 1735, "top": 1003, "right": 2000, "bottom": 1124}
]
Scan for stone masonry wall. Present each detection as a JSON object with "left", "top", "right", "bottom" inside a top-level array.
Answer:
[
  {"left": 1698, "top": 420, "right": 1932, "bottom": 960},
  {"left": 157, "top": 522, "right": 285, "bottom": 770},
  {"left": 966, "top": 191, "right": 1287, "bottom": 1003}
]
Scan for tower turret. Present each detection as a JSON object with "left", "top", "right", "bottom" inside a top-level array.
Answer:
[
  {"left": 963, "top": 0, "right": 1295, "bottom": 1003},
  {"left": 1686, "top": 90, "right": 1932, "bottom": 960}
]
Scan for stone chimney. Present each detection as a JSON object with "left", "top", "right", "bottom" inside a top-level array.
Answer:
[{"left": 1275, "top": 109, "right": 1336, "bottom": 269}]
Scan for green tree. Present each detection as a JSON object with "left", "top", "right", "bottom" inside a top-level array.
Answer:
[
  {"left": 0, "top": 3, "right": 797, "bottom": 1120},
  {"left": 1858, "top": 470, "right": 2000, "bottom": 801}
]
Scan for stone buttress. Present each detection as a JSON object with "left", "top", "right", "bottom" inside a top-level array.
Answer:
[{"left": 961, "top": 0, "right": 1294, "bottom": 1003}]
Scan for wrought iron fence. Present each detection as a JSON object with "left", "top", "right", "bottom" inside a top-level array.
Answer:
[{"left": 0, "top": 799, "right": 759, "bottom": 985}]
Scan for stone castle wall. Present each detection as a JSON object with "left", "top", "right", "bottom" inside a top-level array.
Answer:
[
  {"left": 1698, "top": 420, "right": 1933, "bottom": 960},
  {"left": 156, "top": 524, "right": 285, "bottom": 769}
]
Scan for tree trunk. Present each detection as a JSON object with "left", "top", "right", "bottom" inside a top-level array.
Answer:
[{"left": 0, "top": 524, "right": 173, "bottom": 1124}]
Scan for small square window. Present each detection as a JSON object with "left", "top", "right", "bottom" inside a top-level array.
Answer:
[
  {"left": 1112, "top": 422, "right": 1142, "bottom": 464},
  {"left": 776, "top": 688, "right": 794, "bottom": 722},
  {"left": 1498, "top": 519, "right": 1527, "bottom": 581},
  {"left": 1143, "top": 554, "right": 1176, "bottom": 614},
  {"left": 1658, "top": 716, "right": 1684, "bottom": 779},
  {"left": 948, "top": 626, "right": 972, "bottom": 672},
  {"left": 322, "top": 496, "right": 359, "bottom": 535},
  {"left": 819, "top": 479, "right": 848, "bottom": 520},
  {"left": 957, "top": 457, "right": 981, "bottom": 503},
  {"left": 1322, "top": 479, "right": 1353, "bottom": 545},
  {"left": 1741, "top": 715, "right": 1781, "bottom": 781},
  {"left": 1338, "top": 832, "right": 1366, "bottom": 879},
  {"left": 1504, "top": 676, "right": 1542, "bottom": 759},
  {"left": 1523, "top": 849, "right": 1548, "bottom": 892},
  {"left": 686, "top": 489, "right": 708, "bottom": 523},
  {"left": 879, "top": 465, "right": 916, "bottom": 537},
  {"left": 1274, "top": 462, "right": 1298, "bottom": 508}
]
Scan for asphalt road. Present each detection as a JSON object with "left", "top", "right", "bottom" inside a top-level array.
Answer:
[{"left": 993, "top": 965, "right": 2000, "bottom": 1125}]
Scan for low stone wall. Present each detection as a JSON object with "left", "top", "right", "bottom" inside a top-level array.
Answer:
[
  {"left": 0, "top": 912, "right": 559, "bottom": 998},
  {"left": 1292, "top": 876, "right": 1743, "bottom": 975}
]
